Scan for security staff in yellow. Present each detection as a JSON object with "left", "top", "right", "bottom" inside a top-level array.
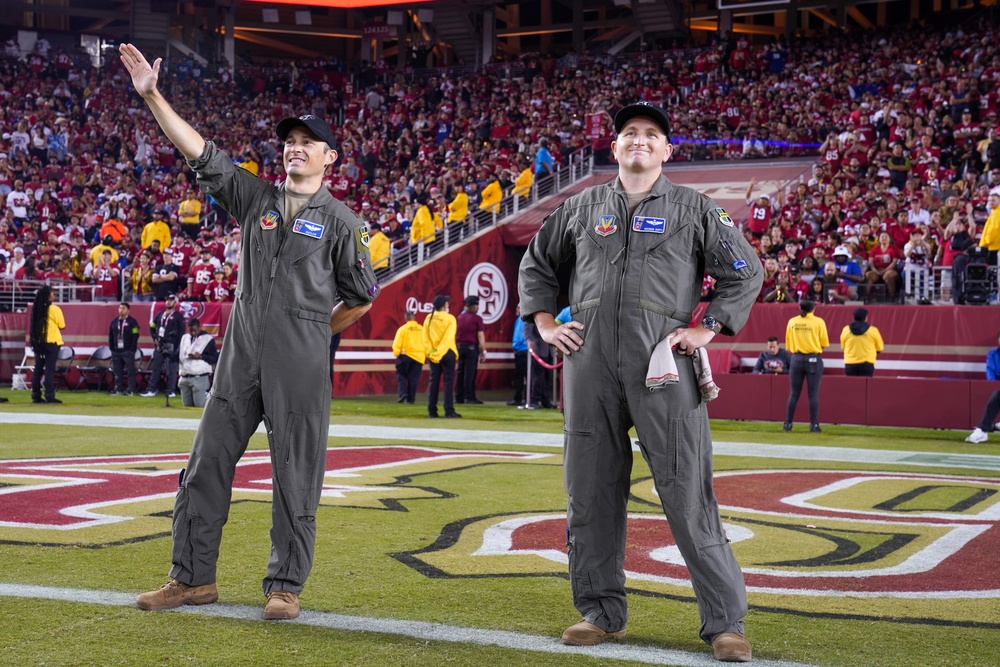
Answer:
[
  {"left": 784, "top": 299, "right": 829, "bottom": 432},
  {"left": 519, "top": 102, "right": 762, "bottom": 662},
  {"left": 121, "top": 44, "right": 379, "bottom": 621}
]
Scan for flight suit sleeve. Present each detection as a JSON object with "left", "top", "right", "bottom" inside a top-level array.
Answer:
[
  {"left": 187, "top": 142, "right": 267, "bottom": 224},
  {"left": 700, "top": 200, "right": 763, "bottom": 335},
  {"left": 334, "top": 218, "right": 380, "bottom": 307},
  {"left": 519, "top": 204, "right": 574, "bottom": 320}
]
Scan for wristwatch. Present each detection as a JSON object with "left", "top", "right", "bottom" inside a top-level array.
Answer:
[{"left": 701, "top": 316, "right": 722, "bottom": 334}]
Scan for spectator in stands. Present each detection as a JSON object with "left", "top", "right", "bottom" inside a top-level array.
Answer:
[
  {"left": 141, "top": 209, "right": 171, "bottom": 250},
  {"left": 784, "top": 299, "right": 828, "bottom": 433},
  {"left": 446, "top": 182, "right": 468, "bottom": 234},
  {"left": 126, "top": 252, "right": 155, "bottom": 302},
  {"left": 903, "top": 228, "right": 933, "bottom": 304},
  {"left": 108, "top": 302, "right": 140, "bottom": 395},
  {"left": 753, "top": 336, "right": 792, "bottom": 375},
  {"left": 840, "top": 307, "right": 884, "bottom": 377},
  {"left": 391, "top": 310, "right": 424, "bottom": 404},
  {"left": 178, "top": 189, "right": 202, "bottom": 239},
  {"left": 89, "top": 235, "right": 118, "bottom": 267},
  {"left": 866, "top": 232, "right": 902, "bottom": 302},
  {"left": 827, "top": 245, "right": 865, "bottom": 297},
  {"left": 423, "top": 294, "right": 460, "bottom": 419},
  {"left": 28, "top": 285, "right": 65, "bottom": 404},
  {"left": 151, "top": 249, "right": 181, "bottom": 301}
]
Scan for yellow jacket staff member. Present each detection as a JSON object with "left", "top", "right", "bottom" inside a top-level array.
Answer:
[
  {"left": 28, "top": 285, "right": 66, "bottom": 403},
  {"left": 393, "top": 313, "right": 426, "bottom": 364},
  {"left": 785, "top": 302, "right": 829, "bottom": 354},
  {"left": 447, "top": 187, "right": 468, "bottom": 224},
  {"left": 512, "top": 167, "right": 533, "bottom": 199},
  {"left": 393, "top": 310, "right": 425, "bottom": 404},
  {"left": 423, "top": 295, "right": 461, "bottom": 418},
  {"left": 410, "top": 201, "right": 441, "bottom": 245},
  {"left": 478, "top": 179, "right": 503, "bottom": 215},
  {"left": 980, "top": 187, "right": 1000, "bottom": 251},
  {"left": 784, "top": 299, "right": 828, "bottom": 433},
  {"left": 367, "top": 223, "right": 390, "bottom": 270},
  {"left": 840, "top": 307, "right": 883, "bottom": 377}
]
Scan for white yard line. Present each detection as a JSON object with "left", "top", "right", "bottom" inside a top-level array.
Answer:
[
  {"left": 0, "top": 583, "right": 819, "bottom": 667},
  {"left": 2, "top": 412, "right": 999, "bottom": 471}
]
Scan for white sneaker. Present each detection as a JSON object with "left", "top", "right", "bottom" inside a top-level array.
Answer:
[
  {"left": 994, "top": 422, "right": 1000, "bottom": 432},
  {"left": 139, "top": 391, "right": 156, "bottom": 398},
  {"left": 965, "top": 428, "right": 989, "bottom": 444},
  {"left": 167, "top": 393, "right": 176, "bottom": 398}
]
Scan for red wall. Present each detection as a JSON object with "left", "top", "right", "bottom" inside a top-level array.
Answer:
[{"left": 707, "top": 373, "right": 997, "bottom": 430}]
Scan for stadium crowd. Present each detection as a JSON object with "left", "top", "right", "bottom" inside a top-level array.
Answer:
[{"left": 1, "top": 17, "right": 999, "bottom": 305}]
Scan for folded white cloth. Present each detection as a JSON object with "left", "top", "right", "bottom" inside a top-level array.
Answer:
[{"left": 645, "top": 332, "right": 720, "bottom": 402}]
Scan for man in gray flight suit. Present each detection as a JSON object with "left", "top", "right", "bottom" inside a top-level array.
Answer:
[
  {"left": 519, "top": 102, "right": 762, "bottom": 662},
  {"left": 121, "top": 44, "right": 380, "bottom": 621}
]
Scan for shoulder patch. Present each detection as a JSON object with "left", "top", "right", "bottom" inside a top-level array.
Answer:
[
  {"left": 715, "top": 207, "right": 734, "bottom": 227},
  {"left": 355, "top": 225, "right": 370, "bottom": 252}
]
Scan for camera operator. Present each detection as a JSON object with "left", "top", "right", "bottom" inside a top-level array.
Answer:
[{"left": 140, "top": 293, "right": 184, "bottom": 397}]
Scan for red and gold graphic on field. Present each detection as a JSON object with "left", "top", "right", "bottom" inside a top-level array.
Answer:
[
  {"left": 396, "top": 470, "right": 1000, "bottom": 625},
  {"left": 0, "top": 446, "right": 553, "bottom": 546}
]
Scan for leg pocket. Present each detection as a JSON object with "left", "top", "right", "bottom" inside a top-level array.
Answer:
[{"left": 644, "top": 415, "right": 709, "bottom": 510}]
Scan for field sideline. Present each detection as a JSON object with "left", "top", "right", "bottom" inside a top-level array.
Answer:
[{"left": 1, "top": 396, "right": 997, "bottom": 666}]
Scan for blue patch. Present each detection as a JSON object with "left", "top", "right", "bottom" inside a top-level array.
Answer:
[
  {"left": 292, "top": 218, "right": 325, "bottom": 239},
  {"left": 369, "top": 284, "right": 380, "bottom": 297},
  {"left": 733, "top": 259, "right": 749, "bottom": 270},
  {"left": 632, "top": 216, "right": 666, "bottom": 233}
]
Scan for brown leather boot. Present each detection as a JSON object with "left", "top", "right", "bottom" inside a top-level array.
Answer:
[
  {"left": 263, "top": 590, "right": 300, "bottom": 620},
  {"left": 560, "top": 620, "right": 626, "bottom": 646},
  {"left": 712, "top": 632, "right": 752, "bottom": 662},
  {"left": 136, "top": 579, "right": 218, "bottom": 611}
]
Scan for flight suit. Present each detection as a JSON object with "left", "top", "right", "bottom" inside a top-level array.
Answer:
[
  {"left": 169, "top": 142, "right": 379, "bottom": 596},
  {"left": 519, "top": 174, "right": 762, "bottom": 644}
]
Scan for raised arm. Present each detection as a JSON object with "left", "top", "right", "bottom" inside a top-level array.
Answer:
[{"left": 119, "top": 43, "right": 206, "bottom": 160}]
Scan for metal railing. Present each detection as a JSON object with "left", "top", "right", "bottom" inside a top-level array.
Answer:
[
  {"left": 377, "top": 147, "right": 594, "bottom": 281},
  {"left": 0, "top": 279, "right": 100, "bottom": 312}
]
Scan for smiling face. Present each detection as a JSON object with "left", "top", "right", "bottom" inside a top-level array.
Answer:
[
  {"left": 611, "top": 116, "right": 672, "bottom": 175},
  {"left": 282, "top": 127, "right": 337, "bottom": 182}
]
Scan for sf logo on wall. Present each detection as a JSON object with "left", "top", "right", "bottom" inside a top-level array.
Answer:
[{"left": 464, "top": 262, "right": 507, "bottom": 324}]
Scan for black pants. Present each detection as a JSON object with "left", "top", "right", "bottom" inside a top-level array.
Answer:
[
  {"left": 844, "top": 362, "right": 874, "bottom": 377},
  {"left": 427, "top": 349, "right": 457, "bottom": 416},
  {"left": 786, "top": 354, "right": 823, "bottom": 424},
  {"left": 147, "top": 350, "right": 179, "bottom": 394},
  {"left": 512, "top": 350, "right": 527, "bottom": 403},
  {"left": 112, "top": 349, "right": 137, "bottom": 392},
  {"left": 395, "top": 355, "right": 422, "bottom": 404},
  {"left": 32, "top": 343, "right": 60, "bottom": 401},
  {"left": 455, "top": 343, "right": 480, "bottom": 402},
  {"left": 977, "top": 390, "right": 1000, "bottom": 431}
]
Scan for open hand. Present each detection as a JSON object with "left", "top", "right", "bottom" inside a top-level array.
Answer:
[{"left": 119, "top": 43, "right": 160, "bottom": 99}]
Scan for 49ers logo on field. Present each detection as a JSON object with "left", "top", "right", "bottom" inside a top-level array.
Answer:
[
  {"left": 393, "top": 470, "right": 1000, "bottom": 625},
  {"left": 0, "top": 447, "right": 552, "bottom": 546}
]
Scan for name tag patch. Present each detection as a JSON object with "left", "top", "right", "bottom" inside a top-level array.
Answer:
[
  {"left": 632, "top": 216, "right": 665, "bottom": 233},
  {"left": 292, "top": 219, "right": 325, "bottom": 239}
]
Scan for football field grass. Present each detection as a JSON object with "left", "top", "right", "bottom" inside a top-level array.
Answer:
[{"left": 0, "top": 392, "right": 997, "bottom": 667}]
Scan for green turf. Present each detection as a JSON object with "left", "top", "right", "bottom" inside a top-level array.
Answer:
[{"left": 0, "top": 391, "right": 997, "bottom": 667}]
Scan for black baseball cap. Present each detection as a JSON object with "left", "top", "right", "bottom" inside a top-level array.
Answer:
[
  {"left": 276, "top": 114, "right": 338, "bottom": 151},
  {"left": 614, "top": 102, "right": 671, "bottom": 139}
]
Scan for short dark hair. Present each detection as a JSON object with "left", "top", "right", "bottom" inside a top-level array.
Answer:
[
  {"left": 766, "top": 336, "right": 779, "bottom": 343},
  {"left": 188, "top": 318, "right": 200, "bottom": 327}
]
